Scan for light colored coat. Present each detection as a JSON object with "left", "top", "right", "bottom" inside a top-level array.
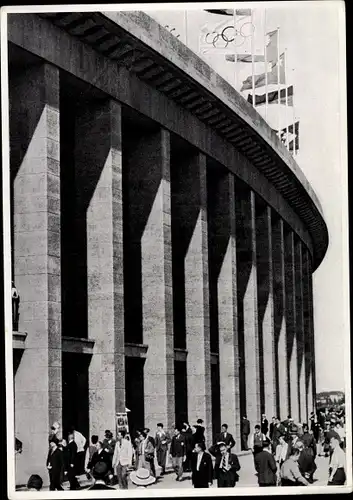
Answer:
[{"left": 112, "top": 438, "right": 133, "bottom": 468}]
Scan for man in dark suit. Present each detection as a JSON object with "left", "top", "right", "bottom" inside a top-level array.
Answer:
[
  {"left": 261, "top": 414, "right": 269, "bottom": 436},
  {"left": 182, "top": 422, "right": 194, "bottom": 472},
  {"left": 102, "top": 430, "right": 116, "bottom": 463},
  {"left": 254, "top": 439, "right": 277, "bottom": 486},
  {"left": 271, "top": 417, "right": 286, "bottom": 453},
  {"left": 155, "top": 423, "right": 171, "bottom": 475},
  {"left": 215, "top": 424, "right": 236, "bottom": 450},
  {"left": 241, "top": 416, "right": 250, "bottom": 451},
  {"left": 194, "top": 419, "right": 205, "bottom": 444},
  {"left": 214, "top": 442, "right": 240, "bottom": 488},
  {"left": 47, "top": 440, "right": 64, "bottom": 490},
  {"left": 87, "top": 461, "right": 115, "bottom": 490},
  {"left": 66, "top": 432, "right": 80, "bottom": 490},
  {"left": 170, "top": 427, "right": 186, "bottom": 481},
  {"left": 191, "top": 442, "right": 213, "bottom": 488},
  {"left": 87, "top": 440, "right": 112, "bottom": 472},
  {"left": 269, "top": 417, "right": 276, "bottom": 441}
]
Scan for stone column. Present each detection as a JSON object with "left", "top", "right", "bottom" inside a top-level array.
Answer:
[
  {"left": 302, "top": 247, "right": 313, "bottom": 418},
  {"left": 124, "top": 129, "right": 175, "bottom": 432},
  {"left": 171, "top": 150, "right": 212, "bottom": 443},
  {"left": 295, "top": 240, "right": 306, "bottom": 423},
  {"left": 272, "top": 218, "right": 289, "bottom": 420},
  {"left": 74, "top": 99, "right": 125, "bottom": 436},
  {"left": 284, "top": 230, "right": 299, "bottom": 422},
  {"left": 256, "top": 205, "right": 276, "bottom": 419},
  {"left": 10, "top": 63, "right": 61, "bottom": 485},
  {"left": 236, "top": 187, "right": 260, "bottom": 429},
  {"left": 185, "top": 153, "right": 212, "bottom": 443},
  {"left": 209, "top": 172, "right": 240, "bottom": 447},
  {"left": 307, "top": 256, "right": 316, "bottom": 412}
]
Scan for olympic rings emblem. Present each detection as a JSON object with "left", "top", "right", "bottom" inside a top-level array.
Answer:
[{"left": 203, "top": 22, "right": 255, "bottom": 49}]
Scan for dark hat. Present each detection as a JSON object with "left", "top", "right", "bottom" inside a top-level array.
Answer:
[
  {"left": 27, "top": 474, "right": 43, "bottom": 491},
  {"left": 263, "top": 439, "right": 271, "bottom": 447},
  {"left": 197, "top": 419, "right": 204, "bottom": 424},
  {"left": 92, "top": 461, "right": 109, "bottom": 480},
  {"left": 289, "top": 424, "right": 299, "bottom": 434}
]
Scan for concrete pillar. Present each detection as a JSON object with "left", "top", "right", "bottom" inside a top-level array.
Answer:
[
  {"left": 272, "top": 218, "right": 289, "bottom": 420},
  {"left": 74, "top": 99, "right": 125, "bottom": 436},
  {"left": 284, "top": 230, "right": 299, "bottom": 423},
  {"left": 185, "top": 153, "right": 212, "bottom": 443},
  {"left": 295, "top": 240, "right": 306, "bottom": 423},
  {"left": 256, "top": 205, "right": 276, "bottom": 419},
  {"left": 302, "top": 247, "right": 313, "bottom": 419},
  {"left": 171, "top": 150, "right": 212, "bottom": 443},
  {"left": 10, "top": 63, "right": 61, "bottom": 485},
  {"left": 208, "top": 172, "right": 240, "bottom": 448},
  {"left": 236, "top": 187, "right": 260, "bottom": 429},
  {"left": 307, "top": 257, "right": 316, "bottom": 412},
  {"left": 124, "top": 129, "right": 175, "bottom": 432}
]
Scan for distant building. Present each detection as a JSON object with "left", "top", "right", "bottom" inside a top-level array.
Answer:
[
  {"left": 8, "top": 11, "right": 328, "bottom": 486},
  {"left": 316, "top": 391, "right": 345, "bottom": 406}
]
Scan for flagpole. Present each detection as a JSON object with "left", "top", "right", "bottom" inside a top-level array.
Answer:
[
  {"left": 264, "top": 8, "right": 268, "bottom": 120},
  {"left": 277, "top": 26, "right": 280, "bottom": 137},
  {"left": 184, "top": 10, "right": 188, "bottom": 46},
  {"left": 251, "top": 9, "right": 255, "bottom": 109},
  {"left": 292, "top": 68, "right": 296, "bottom": 156},
  {"left": 285, "top": 48, "right": 289, "bottom": 150},
  {"left": 234, "top": 8, "right": 238, "bottom": 91}
]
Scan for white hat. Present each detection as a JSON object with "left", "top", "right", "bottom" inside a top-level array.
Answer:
[{"left": 130, "top": 468, "right": 156, "bottom": 487}]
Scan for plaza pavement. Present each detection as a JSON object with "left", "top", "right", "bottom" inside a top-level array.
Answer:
[{"left": 17, "top": 452, "right": 332, "bottom": 491}]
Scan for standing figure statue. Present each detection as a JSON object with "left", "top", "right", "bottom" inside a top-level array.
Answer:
[{"left": 12, "top": 281, "right": 20, "bottom": 331}]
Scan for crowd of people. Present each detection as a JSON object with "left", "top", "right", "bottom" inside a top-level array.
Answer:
[{"left": 22, "top": 407, "right": 347, "bottom": 491}]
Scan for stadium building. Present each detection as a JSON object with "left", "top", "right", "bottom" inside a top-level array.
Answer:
[{"left": 7, "top": 11, "right": 328, "bottom": 485}]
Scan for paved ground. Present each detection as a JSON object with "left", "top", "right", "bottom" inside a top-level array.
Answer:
[{"left": 17, "top": 452, "right": 333, "bottom": 491}]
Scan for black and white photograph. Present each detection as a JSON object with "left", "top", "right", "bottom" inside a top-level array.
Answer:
[{"left": 1, "top": 1, "right": 351, "bottom": 497}]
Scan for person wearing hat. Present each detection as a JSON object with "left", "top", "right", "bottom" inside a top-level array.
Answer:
[
  {"left": 155, "top": 423, "right": 171, "bottom": 475},
  {"left": 130, "top": 467, "right": 156, "bottom": 488},
  {"left": 254, "top": 439, "right": 277, "bottom": 487},
  {"left": 46, "top": 440, "right": 64, "bottom": 490},
  {"left": 87, "top": 461, "right": 115, "bottom": 490},
  {"left": 285, "top": 425, "right": 301, "bottom": 459},
  {"left": 26, "top": 474, "right": 43, "bottom": 491},
  {"left": 103, "top": 430, "right": 116, "bottom": 462}
]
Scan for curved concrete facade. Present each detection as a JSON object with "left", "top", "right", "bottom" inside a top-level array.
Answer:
[{"left": 8, "top": 11, "right": 327, "bottom": 486}]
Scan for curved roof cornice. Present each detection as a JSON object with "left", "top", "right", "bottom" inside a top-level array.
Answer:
[{"left": 39, "top": 9, "right": 328, "bottom": 270}]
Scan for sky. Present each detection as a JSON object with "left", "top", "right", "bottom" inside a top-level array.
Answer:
[{"left": 144, "top": 2, "right": 348, "bottom": 393}]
